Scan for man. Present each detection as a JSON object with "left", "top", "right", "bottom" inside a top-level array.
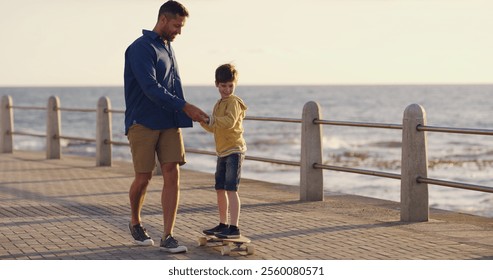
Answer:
[{"left": 124, "top": 0, "right": 208, "bottom": 253}]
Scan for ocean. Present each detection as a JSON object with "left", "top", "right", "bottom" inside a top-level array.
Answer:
[{"left": 1, "top": 85, "right": 492, "bottom": 217}]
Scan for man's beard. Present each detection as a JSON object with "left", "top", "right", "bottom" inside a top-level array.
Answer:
[{"left": 162, "top": 32, "right": 175, "bottom": 42}]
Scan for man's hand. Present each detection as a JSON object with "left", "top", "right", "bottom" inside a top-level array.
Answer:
[{"left": 183, "top": 103, "right": 209, "bottom": 123}]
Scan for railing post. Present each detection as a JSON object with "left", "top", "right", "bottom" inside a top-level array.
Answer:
[
  {"left": 401, "top": 104, "right": 429, "bottom": 222},
  {"left": 96, "top": 96, "right": 112, "bottom": 166},
  {"left": 1, "top": 96, "right": 14, "bottom": 153},
  {"left": 300, "top": 101, "right": 324, "bottom": 201},
  {"left": 46, "top": 96, "right": 61, "bottom": 159}
]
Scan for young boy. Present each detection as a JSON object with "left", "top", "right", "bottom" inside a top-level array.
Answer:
[{"left": 201, "top": 64, "right": 247, "bottom": 239}]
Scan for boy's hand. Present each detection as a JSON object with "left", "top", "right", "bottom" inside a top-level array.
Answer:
[{"left": 183, "top": 103, "right": 209, "bottom": 123}]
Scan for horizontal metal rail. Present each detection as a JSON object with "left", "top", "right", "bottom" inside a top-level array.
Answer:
[
  {"left": 313, "top": 163, "right": 402, "bottom": 180},
  {"left": 185, "top": 148, "right": 300, "bottom": 166},
  {"left": 105, "top": 140, "right": 128, "bottom": 146},
  {"left": 246, "top": 155, "right": 300, "bottom": 166},
  {"left": 108, "top": 109, "right": 125, "bottom": 114},
  {"left": 11, "top": 131, "right": 46, "bottom": 138},
  {"left": 184, "top": 148, "right": 215, "bottom": 156},
  {"left": 11, "top": 131, "right": 96, "bottom": 143},
  {"left": 58, "top": 108, "right": 96, "bottom": 113},
  {"left": 417, "top": 177, "right": 493, "bottom": 193},
  {"left": 417, "top": 124, "right": 493, "bottom": 136},
  {"left": 313, "top": 164, "right": 493, "bottom": 193},
  {"left": 10, "top": 105, "right": 45, "bottom": 110},
  {"left": 10, "top": 105, "right": 96, "bottom": 113},
  {"left": 12, "top": 131, "right": 96, "bottom": 143},
  {"left": 245, "top": 116, "right": 301, "bottom": 123},
  {"left": 104, "top": 111, "right": 301, "bottom": 122},
  {"left": 314, "top": 119, "right": 403, "bottom": 130},
  {"left": 104, "top": 143, "right": 300, "bottom": 166},
  {"left": 57, "top": 135, "right": 95, "bottom": 142}
]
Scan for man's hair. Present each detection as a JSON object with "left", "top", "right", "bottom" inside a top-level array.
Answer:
[
  {"left": 215, "top": 64, "right": 238, "bottom": 83},
  {"left": 158, "top": 0, "right": 189, "bottom": 20}
]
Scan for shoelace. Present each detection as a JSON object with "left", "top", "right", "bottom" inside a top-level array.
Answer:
[
  {"left": 134, "top": 226, "right": 149, "bottom": 238},
  {"left": 165, "top": 236, "right": 178, "bottom": 247}
]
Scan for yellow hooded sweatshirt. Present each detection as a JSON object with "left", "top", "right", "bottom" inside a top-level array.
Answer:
[{"left": 201, "top": 95, "right": 247, "bottom": 157}]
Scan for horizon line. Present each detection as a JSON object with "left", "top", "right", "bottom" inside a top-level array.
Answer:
[{"left": 1, "top": 82, "right": 493, "bottom": 88}]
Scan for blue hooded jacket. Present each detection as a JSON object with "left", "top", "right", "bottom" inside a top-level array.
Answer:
[{"left": 124, "top": 30, "right": 192, "bottom": 135}]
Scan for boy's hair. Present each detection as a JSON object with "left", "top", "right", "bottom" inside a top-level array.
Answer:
[
  {"left": 215, "top": 64, "right": 238, "bottom": 83},
  {"left": 158, "top": 1, "right": 189, "bottom": 20}
]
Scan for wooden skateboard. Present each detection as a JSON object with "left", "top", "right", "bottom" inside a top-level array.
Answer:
[{"left": 197, "top": 234, "right": 255, "bottom": 256}]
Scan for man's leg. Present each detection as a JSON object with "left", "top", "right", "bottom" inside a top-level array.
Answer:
[
  {"left": 129, "top": 171, "right": 154, "bottom": 246},
  {"left": 129, "top": 172, "right": 152, "bottom": 226},
  {"left": 159, "top": 162, "right": 187, "bottom": 253},
  {"left": 161, "top": 162, "right": 180, "bottom": 237},
  {"left": 156, "top": 128, "right": 187, "bottom": 253},
  {"left": 127, "top": 124, "right": 158, "bottom": 226}
]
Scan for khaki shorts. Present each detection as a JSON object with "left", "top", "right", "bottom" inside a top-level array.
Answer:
[{"left": 127, "top": 124, "right": 186, "bottom": 173}]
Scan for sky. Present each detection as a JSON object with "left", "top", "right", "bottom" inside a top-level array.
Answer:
[{"left": 0, "top": 0, "right": 492, "bottom": 86}]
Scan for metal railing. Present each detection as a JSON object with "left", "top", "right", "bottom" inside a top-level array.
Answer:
[
  {"left": 1, "top": 95, "right": 492, "bottom": 222},
  {"left": 7, "top": 103, "right": 97, "bottom": 143},
  {"left": 311, "top": 120, "right": 493, "bottom": 192}
]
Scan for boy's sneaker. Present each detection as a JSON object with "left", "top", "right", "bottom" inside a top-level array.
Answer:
[
  {"left": 160, "top": 235, "right": 188, "bottom": 253},
  {"left": 215, "top": 226, "right": 241, "bottom": 239},
  {"left": 129, "top": 222, "right": 154, "bottom": 246},
  {"left": 203, "top": 223, "right": 228, "bottom": 235}
]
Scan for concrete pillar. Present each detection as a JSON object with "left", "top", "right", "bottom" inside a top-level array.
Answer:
[
  {"left": 46, "top": 96, "right": 61, "bottom": 159},
  {"left": 300, "top": 101, "right": 324, "bottom": 201},
  {"left": 96, "top": 97, "right": 112, "bottom": 166},
  {"left": 401, "top": 104, "right": 429, "bottom": 222},
  {"left": 0, "top": 96, "right": 13, "bottom": 153}
]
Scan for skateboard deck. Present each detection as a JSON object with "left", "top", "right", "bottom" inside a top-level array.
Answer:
[{"left": 197, "top": 234, "right": 255, "bottom": 256}]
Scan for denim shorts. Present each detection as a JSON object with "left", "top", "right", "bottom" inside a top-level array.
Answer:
[{"left": 215, "top": 153, "right": 244, "bottom": 192}]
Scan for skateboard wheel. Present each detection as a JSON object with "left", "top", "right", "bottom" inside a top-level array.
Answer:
[
  {"left": 246, "top": 244, "right": 255, "bottom": 255},
  {"left": 198, "top": 237, "right": 207, "bottom": 246},
  {"left": 221, "top": 245, "right": 231, "bottom": 256}
]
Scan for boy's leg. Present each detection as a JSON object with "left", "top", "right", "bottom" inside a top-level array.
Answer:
[
  {"left": 223, "top": 153, "right": 244, "bottom": 226},
  {"left": 214, "top": 153, "right": 244, "bottom": 238},
  {"left": 203, "top": 157, "right": 230, "bottom": 235},
  {"left": 203, "top": 189, "right": 229, "bottom": 235},
  {"left": 226, "top": 190, "right": 240, "bottom": 227},
  {"left": 202, "top": 157, "right": 228, "bottom": 235},
  {"left": 216, "top": 189, "right": 228, "bottom": 224},
  {"left": 215, "top": 156, "right": 228, "bottom": 224}
]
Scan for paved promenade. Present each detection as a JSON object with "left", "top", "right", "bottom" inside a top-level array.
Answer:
[{"left": 0, "top": 151, "right": 492, "bottom": 260}]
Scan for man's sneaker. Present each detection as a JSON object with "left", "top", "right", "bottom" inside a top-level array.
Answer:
[
  {"left": 129, "top": 222, "right": 154, "bottom": 246},
  {"left": 160, "top": 235, "right": 188, "bottom": 253},
  {"left": 203, "top": 223, "right": 228, "bottom": 235},
  {"left": 215, "top": 226, "right": 241, "bottom": 239}
]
